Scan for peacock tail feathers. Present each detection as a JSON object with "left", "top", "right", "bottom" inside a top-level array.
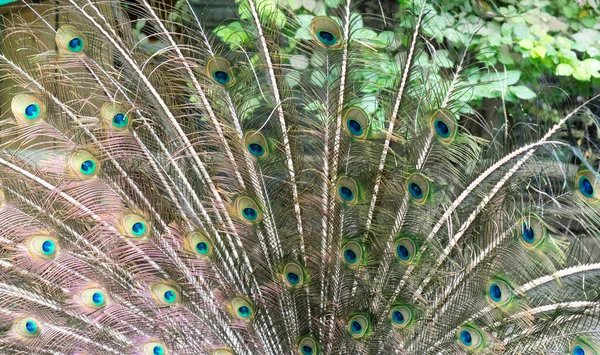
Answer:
[{"left": 0, "top": 0, "right": 598, "bottom": 354}]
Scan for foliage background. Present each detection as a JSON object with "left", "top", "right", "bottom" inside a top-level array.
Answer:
[{"left": 202, "top": 0, "right": 600, "bottom": 148}]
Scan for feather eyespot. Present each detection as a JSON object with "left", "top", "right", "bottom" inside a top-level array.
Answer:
[
  {"left": 121, "top": 213, "right": 151, "bottom": 238},
  {"left": 347, "top": 314, "right": 370, "bottom": 339},
  {"left": 244, "top": 130, "right": 269, "bottom": 159},
  {"left": 235, "top": 196, "right": 263, "bottom": 224},
  {"left": 297, "top": 336, "right": 320, "bottom": 355},
  {"left": 28, "top": 234, "right": 59, "bottom": 260},
  {"left": 80, "top": 287, "right": 108, "bottom": 309},
  {"left": 389, "top": 305, "right": 413, "bottom": 329},
  {"left": 206, "top": 57, "right": 235, "bottom": 86},
  {"left": 187, "top": 231, "right": 213, "bottom": 257},
  {"left": 429, "top": 109, "right": 458, "bottom": 143},
  {"left": 152, "top": 283, "right": 180, "bottom": 305},
  {"left": 576, "top": 170, "right": 600, "bottom": 203},
  {"left": 343, "top": 108, "right": 369, "bottom": 139},
  {"left": 335, "top": 176, "right": 359, "bottom": 204},
  {"left": 394, "top": 237, "right": 417, "bottom": 264},
  {"left": 406, "top": 173, "right": 429, "bottom": 205},
  {"left": 486, "top": 278, "right": 513, "bottom": 307},
  {"left": 282, "top": 262, "right": 305, "bottom": 288},
  {"left": 341, "top": 241, "right": 363, "bottom": 268},
  {"left": 141, "top": 342, "right": 169, "bottom": 355},
  {"left": 12, "top": 94, "right": 45, "bottom": 124},
  {"left": 13, "top": 317, "right": 41, "bottom": 338},
  {"left": 310, "top": 17, "right": 342, "bottom": 48},
  {"left": 101, "top": 102, "right": 131, "bottom": 131},
  {"left": 570, "top": 340, "right": 598, "bottom": 355},
  {"left": 518, "top": 217, "right": 545, "bottom": 249},
  {"left": 69, "top": 150, "right": 100, "bottom": 180},
  {"left": 230, "top": 297, "right": 255, "bottom": 321},
  {"left": 456, "top": 325, "right": 485, "bottom": 351},
  {"left": 56, "top": 25, "right": 86, "bottom": 54}
]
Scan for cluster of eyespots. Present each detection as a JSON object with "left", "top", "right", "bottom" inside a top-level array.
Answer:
[
  {"left": 389, "top": 305, "right": 413, "bottom": 329},
  {"left": 576, "top": 170, "right": 599, "bottom": 202},
  {"left": 518, "top": 217, "right": 545, "bottom": 249},
  {"left": 11, "top": 94, "right": 45, "bottom": 124},
  {"left": 206, "top": 57, "right": 235, "bottom": 86},
  {"left": 310, "top": 17, "right": 343, "bottom": 48},
  {"left": 28, "top": 235, "right": 59, "bottom": 260},
  {"left": 406, "top": 173, "right": 429, "bottom": 205},
  {"left": 121, "top": 213, "right": 151, "bottom": 239},
  {"left": 230, "top": 297, "right": 254, "bottom": 321},
  {"left": 13, "top": 317, "right": 41, "bottom": 338},
  {"left": 56, "top": 25, "right": 86, "bottom": 54},
  {"left": 298, "top": 336, "right": 320, "bottom": 355},
  {"left": 347, "top": 314, "right": 370, "bottom": 339},
  {"left": 336, "top": 176, "right": 358, "bottom": 204},
  {"left": 152, "top": 283, "right": 180, "bottom": 306},
  {"left": 430, "top": 109, "right": 458, "bottom": 143},
  {"left": 243, "top": 131, "right": 269, "bottom": 158},
  {"left": 235, "top": 196, "right": 262, "bottom": 224}
]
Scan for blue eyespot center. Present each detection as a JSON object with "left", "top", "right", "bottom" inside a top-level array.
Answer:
[
  {"left": 238, "top": 305, "right": 251, "bottom": 318},
  {"left": 25, "top": 103, "right": 40, "bottom": 119},
  {"left": 434, "top": 119, "right": 450, "bottom": 138},
  {"left": 68, "top": 37, "right": 84, "bottom": 52},
  {"left": 521, "top": 223, "right": 534, "bottom": 243},
  {"left": 396, "top": 244, "right": 410, "bottom": 260},
  {"left": 460, "top": 329, "right": 472, "bottom": 346},
  {"left": 317, "top": 30, "right": 336, "bottom": 45},
  {"left": 286, "top": 272, "right": 300, "bottom": 285},
  {"left": 408, "top": 182, "right": 423, "bottom": 199},
  {"left": 153, "top": 345, "right": 164, "bottom": 355},
  {"left": 347, "top": 119, "right": 363, "bottom": 136},
  {"left": 579, "top": 176, "right": 594, "bottom": 198},
  {"left": 248, "top": 143, "right": 265, "bottom": 157},
  {"left": 41, "top": 240, "right": 55, "bottom": 255},
  {"left": 213, "top": 70, "right": 231, "bottom": 85},
  {"left": 350, "top": 320, "right": 362, "bottom": 334},
  {"left": 80, "top": 159, "right": 96, "bottom": 175},
  {"left": 302, "top": 345, "right": 314, "bottom": 355},
  {"left": 338, "top": 186, "right": 354, "bottom": 201},
  {"left": 132, "top": 222, "right": 146, "bottom": 236},
  {"left": 242, "top": 207, "right": 258, "bottom": 221},
  {"left": 489, "top": 283, "right": 502, "bottom": 302},
  {"left": 574, "top": 345, "right": 585, "bottom": 355},
  {"left": 392, "top": 310, "right": 404, "bottom": 324},
  {"left": 92, "top": 291, "right": 104, "bottom": 305},
  {"left": 25, "top": 320, "right": 37, "bottom": 334},
  {"left": 164, "top": 290, "right": 176, "bottom": 303},
  {"left": 196, "top": 241, "right": 209, "bottom": 255},
  {"left": 112, "top": 113, "right": 128, "bottom": 128},
  {"left": 344, "top": 248, "right": 358, "bottom": 264}
]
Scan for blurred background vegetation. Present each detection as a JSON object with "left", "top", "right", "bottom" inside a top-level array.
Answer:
[{"left": 176, "top": 0, "right": 599, "bottom": 149}]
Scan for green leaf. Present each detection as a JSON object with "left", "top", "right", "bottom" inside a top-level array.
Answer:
[
  {"left": 519, "top": 39, "right": 534, "bottom": 49},
  {"left": 509, "top": 85, "right": 536, "bottom": 100},
  {"left": 572, "top": 65, "right": 591, "bottom": 81},
  {"left": 555, "top": 63, "right": 574, "bottom": 76},
  {"left": 530, "top": 45, "right": 547, "bottom": 59},
  {"left": 434, "top": 50, "right": 453, "bottom": 68}
]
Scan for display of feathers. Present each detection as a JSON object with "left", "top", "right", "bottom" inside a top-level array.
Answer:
[{"left": 0, "top": 0, "right": 598, "bottom": 354}]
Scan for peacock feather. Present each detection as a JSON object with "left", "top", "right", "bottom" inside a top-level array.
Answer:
[{"left": 0, "top": 0, "right": 598, "bottom": 354}]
